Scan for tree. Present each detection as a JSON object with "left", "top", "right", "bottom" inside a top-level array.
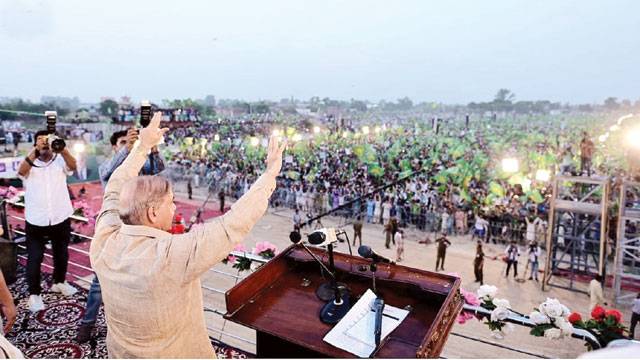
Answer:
[
  {"left": 99, "top": 99, "right": 119, "bottom": 116},
  {"left": 253, "top": 102, "right": 270, "bottom": 114},
  {"left": 604, "top": 97, "right": 619, "bottom": 110},
  {"left": 396, "top": 97, "right": 413, "bottom": 110},
  {"left": 494, "top": 89, "right": 515, "bottom": 103}
]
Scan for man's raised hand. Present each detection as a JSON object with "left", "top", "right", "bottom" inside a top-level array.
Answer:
[
  {"left": 266, "top": 135, "right": 286, "bottom": 176},
  {"left": 139, "top": 112, "right": 169, "bottom": 149}
]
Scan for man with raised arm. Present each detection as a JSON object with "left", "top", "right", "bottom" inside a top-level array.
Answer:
[{"left": 90, "top": 112, "right": 285, "bottom": 358}]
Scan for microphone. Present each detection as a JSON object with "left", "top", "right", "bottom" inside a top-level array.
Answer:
[
  {"left": 358, "top": 245, "right": 394, "bottom": 264},
  {"left": 373, "top": 297, "right": 385, "bottom": 348},
  {"left": 307, "top": 228, "right": 338, "bottom": 247},
  {"left": 289, "top": 229, "right": 351, "bottom": 324}
]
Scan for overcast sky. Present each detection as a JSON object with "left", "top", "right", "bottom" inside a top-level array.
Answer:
[{"left": 0, "top": 0, "right": 638, "bottom": 104}]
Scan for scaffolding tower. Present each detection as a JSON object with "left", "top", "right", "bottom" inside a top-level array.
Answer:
[
  {"left": 613, "top": 181, "right": 640, "bottom": 304},
  {"left": 542, "top": 176, "right": 610, "bottom": 293}
]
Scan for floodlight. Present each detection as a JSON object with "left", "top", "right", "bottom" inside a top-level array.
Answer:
[
  {"left": 535, "top": 169, "right": 550, "bottom": 182},
  {"left": 502, "top": 158, "right": 519, "bottom": 173}
]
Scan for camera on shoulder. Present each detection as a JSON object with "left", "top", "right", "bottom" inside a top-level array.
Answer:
[{"left": 45, "top": 111, "right": 66, "bottom": 153}]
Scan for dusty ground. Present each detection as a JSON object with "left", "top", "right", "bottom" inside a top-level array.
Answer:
[{"left": 180, "top": 184, "right": 636, "bottom": 358}]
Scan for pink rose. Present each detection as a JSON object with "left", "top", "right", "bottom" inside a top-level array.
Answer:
[{"left": 461, "top": 288, "right": 480, "bottom": 306}]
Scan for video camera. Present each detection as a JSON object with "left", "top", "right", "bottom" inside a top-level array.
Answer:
[{"left": 44, "top": 111, "right": 66, "bottom": 153}]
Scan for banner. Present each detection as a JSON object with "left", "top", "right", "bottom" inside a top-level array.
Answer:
[{"left": 0, "top": 157, "right": 22, "bottom": 179}]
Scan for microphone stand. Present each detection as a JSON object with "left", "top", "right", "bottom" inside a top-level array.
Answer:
[
  {"left": 335, "top": 230, "right": 353, "bottom": 256},
  {"left": 294, "top": 242, "right": 351, "bottom": 324}
]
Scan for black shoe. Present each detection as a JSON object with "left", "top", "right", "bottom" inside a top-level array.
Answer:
[
  {"left": 528, "top": 277, "right": 533, "bottom": 280},
  {"left": 76, "top": 323, "right": 94, "bottom": 343}
]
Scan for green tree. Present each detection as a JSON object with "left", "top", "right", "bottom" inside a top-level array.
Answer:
[
  {"left": 99, "top": 99, "right": 119, "bottom": 116},
  {"left": 604, "top": 97, "right": 619, "bottom": 110}
]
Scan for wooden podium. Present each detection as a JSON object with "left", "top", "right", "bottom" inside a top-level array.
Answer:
[{"left": 224, "top": 245, "right": 462, "bottom": 358}]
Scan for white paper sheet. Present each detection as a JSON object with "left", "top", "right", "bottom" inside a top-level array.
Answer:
[{"left": 323, "top": 289, "right": 409, "bottom": 358}]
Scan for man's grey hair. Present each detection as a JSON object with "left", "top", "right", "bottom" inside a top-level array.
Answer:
[{"left": 119, "top": 176, "right": 172, "bottom": 225}]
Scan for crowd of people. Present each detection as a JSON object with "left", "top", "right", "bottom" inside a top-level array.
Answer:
[{"left": 1, "top": 108, "right": 639, "bottom": 357}]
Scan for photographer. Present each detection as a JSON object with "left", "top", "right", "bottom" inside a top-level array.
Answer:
[
  {"left": 17, "top": 130, "right": 78, "bottom": 313},
  {"left": 90, "top": 113, "right": 284, "bottom": 358}
]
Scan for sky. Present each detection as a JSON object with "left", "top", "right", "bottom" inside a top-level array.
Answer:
[{"left": 0, "top": 0, "right": 639, "bottom": 104}]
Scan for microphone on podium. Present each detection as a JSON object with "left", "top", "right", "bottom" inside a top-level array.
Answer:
[
  {"left": 289, "top": 229, "right": 351, "bottom": 324},
  {"left": 358, "top": 245, "right": 395, "bottom": 264}
]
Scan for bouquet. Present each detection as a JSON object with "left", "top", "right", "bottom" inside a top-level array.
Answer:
[
  {"left": 568, "top": 305, "right": 628, "bottom": 349},
  {"left": 528, "top": 298, "right": 573, "bottom": 340}
]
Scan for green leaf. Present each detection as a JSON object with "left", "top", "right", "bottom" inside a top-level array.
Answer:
[
  {"left": 489, "top": 182, "right": 505, "bottom": 197},
  {"left": 528, "top": 189, "right": 544, "bottom": 204}
]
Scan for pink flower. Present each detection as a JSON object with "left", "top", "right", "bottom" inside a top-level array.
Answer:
[
  {"left": 226, "top": 255, "right": 237, "bottom": 264},
  {"left": 457, "top": 311, "right": 475, "bottom": 325},
  {"left": 233, "top": 244, "right": 247, "bottom": 252},
  {"left": 252, "top": 241, "right": 277, "bottom": 255},
  {"left": 461, "top": 288, "right": 480, "bottom": 306}
]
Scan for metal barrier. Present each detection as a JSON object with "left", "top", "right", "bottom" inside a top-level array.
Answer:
[
  {"left": 462, "top": 304, "right": 601, "bottom": 350},
  {"left": 0, "top": 204, "right": 606, "bottom": 357}
]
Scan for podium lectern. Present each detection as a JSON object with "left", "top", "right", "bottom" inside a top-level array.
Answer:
[{"left": 224, "top": 245, "right": 462, "bottom": 358}]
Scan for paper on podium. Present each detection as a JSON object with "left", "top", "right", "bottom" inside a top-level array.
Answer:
[{"left": 323, "top": 289, "right": 409, "bottom": 358}]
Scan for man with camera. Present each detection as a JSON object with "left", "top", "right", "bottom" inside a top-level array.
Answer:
[
  {"left": 17, "top": 129, "right": 78, "bottom": 313},
  {"left": 91, "top": 113, "right": 284, "bottom": 358}
]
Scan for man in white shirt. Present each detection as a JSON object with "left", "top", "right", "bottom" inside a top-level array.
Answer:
[
  {"left": 17, "top": 130, "right": 78, "bottom": 313},
  {"left": 588, "top": 274, "right": 607, "bottom": 311}
]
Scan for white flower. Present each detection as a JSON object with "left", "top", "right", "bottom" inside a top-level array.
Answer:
[
  {"left": 491, "top": 307, "right": 510, "bottom": 322},
  {"left": 529, "top": 311, "right": 550, "bottom": 325},
  {"left": 555, "top": 317, "right": 574, "bottom": 336},
  {"left": 477, "top": 285, "right": 497, "bottom": 301},
  {"left": 539, "top": 298, "right": 566, "bottom": 318},
  {"left": 490, "top": 329, "right": 505, "bottom": 340},
  {"left": 543, "top": 328, "right": 562, "bottom": 340},
  {"left": 492, "top": 298, "right": 511, "bottom": 309}
]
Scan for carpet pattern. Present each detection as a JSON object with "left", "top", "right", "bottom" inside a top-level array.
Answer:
[{"left": 5, "top": 267, "right": 251, "bottom": 358}]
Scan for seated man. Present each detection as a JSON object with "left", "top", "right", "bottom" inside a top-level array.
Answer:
[{"left": 90, "top": 113, "right": 285, "bottom": 358}]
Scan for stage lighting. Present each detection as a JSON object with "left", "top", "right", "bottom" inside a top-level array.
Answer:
[
  {"left": 502, "top": 158, "right": 519, "bottom": 173},
  {"left": 625, "top": 127, "right": 640, "bottom": 149},
  {"left": 73, "top": 143, "right": 85, "bottom": 153},
  {"left": 535, "top": 169, "right": 550, "bottom": 182}
]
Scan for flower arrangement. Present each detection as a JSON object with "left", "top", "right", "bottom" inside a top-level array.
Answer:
[
  {"left": 0, "top": 186, "right": 19, "bottom": 201},
  {"left": 457, "top": 288, "right": 480, "bottom": 324},
  {"left": 253, "top": 241, "right": 277, "bottom": 259},
  {"left": 222, "top": 242, "right": 278, "bottom": 272},
  {"left": 528, "top": 298, "right": 573, "bottom": 339},
  {"left": 476, "top": 285, "right": 514, "bottom": 339},
  {"left": 0, "top": 186, "right": 24, "bottom": 206},
  {"left": 71, "top": 199, "right": 97, "bottom": 234},
  {"left": 222, "top": 244, "right": 253, "bottom": 271},
  {"left": 568, "top": 305, "right": 628, "bottom": 348}
]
